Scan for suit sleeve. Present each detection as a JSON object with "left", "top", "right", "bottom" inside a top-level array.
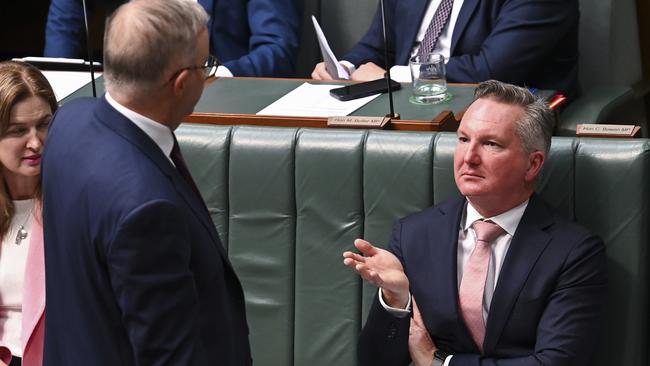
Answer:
[
  {"left": 43, "top": 0, "right": 85, "bottom": 58},
  {"left": 106, "top": 199, "right": 206, "bottom": 365},
  {"left": 358, "top": 220, "right": 412, "bottom": 366},
  {"left": 450, "top": 234, "right": 607, "bottom": 365},
  {"left": 446, "top": 0, "right": 578, "bottom": 85},
  {"left": 222, "top": 0, "right": 301, "bottom": 77},
  {"left": 341, "top": 0, "right": 398, "bottom": 68}
]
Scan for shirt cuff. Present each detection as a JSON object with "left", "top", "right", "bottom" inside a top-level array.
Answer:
[
  {"left": 378, "top": 288, "right": 411, "bottom": 317},
  {"left": 215, "top": 65, "right": 233, "bottom": 77},
  {"left": 443, "top": 355, "right": 453, "bottom": 366},
  {"left": 340, "top": 60, "right": 356, "bottom": 78},
  {"left": 389, "top": 65, "right": 412, "bottom": 83}
]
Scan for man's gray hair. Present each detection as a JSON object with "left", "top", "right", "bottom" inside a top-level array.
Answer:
[
  {"left": 474, "top": 80, "right": 554, "bottom": 157},
  {"left": 103, "top": 0, "right": 208, "bottom": 94}
]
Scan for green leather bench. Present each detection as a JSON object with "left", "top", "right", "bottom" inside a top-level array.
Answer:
[{"left": 176, "top": 124, "right": 649, "bottom": 366}]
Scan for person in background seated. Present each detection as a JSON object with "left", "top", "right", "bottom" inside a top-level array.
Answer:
[
  {"left": 312, "top": 0, "right": 580, "bottom": 100},
  {"left": 44, "top": 0, "right": 301, "bottom": 77},
  {"left": 0, "top": 60, "right": 57, "bottom": 366},
  {"left": 343, "top": 80, "right": 605, "bottom": 365}
]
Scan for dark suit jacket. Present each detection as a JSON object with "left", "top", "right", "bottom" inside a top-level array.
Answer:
[
  {"left": 43, "top": 0, "right": 301, "bottom": 77},
  {"left": 343, "top": 0, "right": 580, "bottom": 99},
  {"left": 359, "top": 195, "right": 607, "bottom": 365},
  {"left": 41, "top": 96, "right": 251, "bottom": 365}
]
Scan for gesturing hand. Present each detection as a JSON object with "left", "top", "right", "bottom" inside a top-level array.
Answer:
[
  {"left": 342, "top": 238, "right": 410, "bottom": 308},
  {"left": 409, "top": 298, "right": 437, "bottom": 366}
]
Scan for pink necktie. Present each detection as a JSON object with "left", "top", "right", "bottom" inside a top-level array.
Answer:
[
  {"left": 419, "top": 0, "right": 455, "bottom": 54},
  {"left": 458, "top": 220, "right": 504, "bottom": 353}
]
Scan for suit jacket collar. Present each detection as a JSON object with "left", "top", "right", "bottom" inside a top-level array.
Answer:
[
  {"left": 432, "top": 197, "right": 485, "bottom": 351},
  {"left": 93, "top": 96, "right": 227, "bottom": 260},
  {"left": 483, "top": 193, "right": 554, "bottom": 352}
]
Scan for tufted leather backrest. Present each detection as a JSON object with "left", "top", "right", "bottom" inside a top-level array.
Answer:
[{"left": 177, "top": 124, "right": 649, "bottom": 366}]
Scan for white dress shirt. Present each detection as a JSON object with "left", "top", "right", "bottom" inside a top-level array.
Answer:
[{"left": 105, "top": 92, "right": 175, "bottom": 164}]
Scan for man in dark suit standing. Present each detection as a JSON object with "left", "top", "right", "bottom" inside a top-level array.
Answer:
[
  {"left": 343, "top": 80, "right": 606, "bottom": 365},
  {"left": 41, "top": 0, "right": 251, "bottom": 364},
  {"left": 313, "top": 0, "right": 580, "bottom": 99}
]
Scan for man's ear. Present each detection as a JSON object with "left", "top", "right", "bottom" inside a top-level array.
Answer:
[
  {"left": 525, "top": 151, "right": 545, "bottom": 183},
  {"left": 171, "top": 69, "right": 190, "bottom": 96}
]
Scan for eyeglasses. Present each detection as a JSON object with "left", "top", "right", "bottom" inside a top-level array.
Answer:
[{"left": 168, "top": 54, "right": 220, "bottom": 82}]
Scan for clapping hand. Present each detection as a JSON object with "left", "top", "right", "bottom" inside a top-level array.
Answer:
[{"left": 342, "top": 238, "right": 410, "bottom": 308}]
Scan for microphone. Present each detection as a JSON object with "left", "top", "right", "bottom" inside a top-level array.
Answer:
[
  {"left": 325, "top": 1, "right": 400, "bottom": 129},
  {"left": 81, "top": 0, "right": 97, "bottom": 97},
  {"left": 380, "top": 0, "right": 399, "bottom": 120}
]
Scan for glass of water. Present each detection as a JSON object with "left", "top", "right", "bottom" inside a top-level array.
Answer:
[{"left": 409, "top": 53, "right": 448, "bottom": 104}]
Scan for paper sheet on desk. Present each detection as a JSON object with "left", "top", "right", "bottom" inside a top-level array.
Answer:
[
  {"left": 256, "top": 82, "right": 381, "bottom": 117},
  {"left": 42, "top": 71, "right": 102, "bottom": 101}
]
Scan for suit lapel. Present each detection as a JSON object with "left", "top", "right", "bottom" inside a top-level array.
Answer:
[
  {"left": 421, "top": 198, "right": 480, "bottom": 351},
  {"left": 483, "top": 195, "right": 554, "bottom": 352},
  {"left": 442, "top": 199, "right": 486, "bottom": 351},
  {"left": 449, "top": 0, "right": 479, "bottom": 55},
  {"left": 398, "top": 0, "right": 431, "bottom": 64},
  {"left": 93, "top": 97, "right": 228, "bottom": 260}
]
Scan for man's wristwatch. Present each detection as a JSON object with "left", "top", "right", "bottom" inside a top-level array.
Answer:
[{"left": 431, "top": 349, "right": 449, "bottom": 366}]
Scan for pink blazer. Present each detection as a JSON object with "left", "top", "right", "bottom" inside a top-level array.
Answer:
[{"left": 0, "top": 215, "right": 45, "bottom": 366}]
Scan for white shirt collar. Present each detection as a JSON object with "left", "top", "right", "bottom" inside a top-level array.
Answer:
[
  {"left": 463, "top": 199, "right": 529, "bottom": 236},
  {"left": 104, "top": 92, "right": 174, "bottom": 160}
]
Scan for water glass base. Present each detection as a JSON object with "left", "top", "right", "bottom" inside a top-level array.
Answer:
[{"left": 409, "top": 92, "right": 452, "bottom": 105}]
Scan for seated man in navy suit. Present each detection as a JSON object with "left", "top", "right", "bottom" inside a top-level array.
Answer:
[
  {"left": 44, "top": 0, "right": 300, "bottom": 77},
  {"left": 313, "top": 0, "right": 580, "bottom": 99},
  {"left": 41, "top": 0, "right": 251, "bottom": 364},
  {"left": 343, "top": 80, "right": 606, "bottom": 365}
]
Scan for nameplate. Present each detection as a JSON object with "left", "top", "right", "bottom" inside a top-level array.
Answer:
[
  {"left": 576, "top": 124, "right": 641, "bottom": 138},
  {"left": 327, "top": 116, "right": 390, "bottom": 129}
]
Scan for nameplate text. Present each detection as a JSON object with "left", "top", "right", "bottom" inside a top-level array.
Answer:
[
  {"left": 576, "top": 124, "right": 641, "bottom": 138},
  {"left": 327, "top": 116, "right": 390, "bottom": 129}
]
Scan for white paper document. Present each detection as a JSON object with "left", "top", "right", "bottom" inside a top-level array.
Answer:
[
  {"left": 311, "top": 15, "right": 350, "bottom": 80},
  {"left": 256, "top": 82, "right": 381, "bottom": 117},
  {"left": 42, "top": 71, "right": 102, "bottom": 101}
]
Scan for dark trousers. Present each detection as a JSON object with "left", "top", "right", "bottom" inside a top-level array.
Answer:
[{"left": 9, "top": 356, "right": 21, "bottom": 366}]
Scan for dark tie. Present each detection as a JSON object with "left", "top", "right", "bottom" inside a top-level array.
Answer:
[
  {"left": 419, "top": 0, "right": 455, "bottom": 54},
  {"left": 170, "top": 135, "right": 208, "bottom": 211},
  {"left": 458, "top": 220, "right": 504, "bottom": 353}
]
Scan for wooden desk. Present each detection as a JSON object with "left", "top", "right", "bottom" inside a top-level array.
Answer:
[{"left": 63, "top": 77, "right": 476, "bottom": 131}]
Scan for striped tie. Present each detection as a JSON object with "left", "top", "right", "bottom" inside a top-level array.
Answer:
[{"left": 419, "top": 0, "right": 455, "bottom": 54}]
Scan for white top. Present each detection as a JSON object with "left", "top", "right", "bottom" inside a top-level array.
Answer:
[
  {"left": 105, "top": 92, "right": 174, "bottom": 164},
  {"left": 0, "top": 198, "right": 36, "bottom": 357}
]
